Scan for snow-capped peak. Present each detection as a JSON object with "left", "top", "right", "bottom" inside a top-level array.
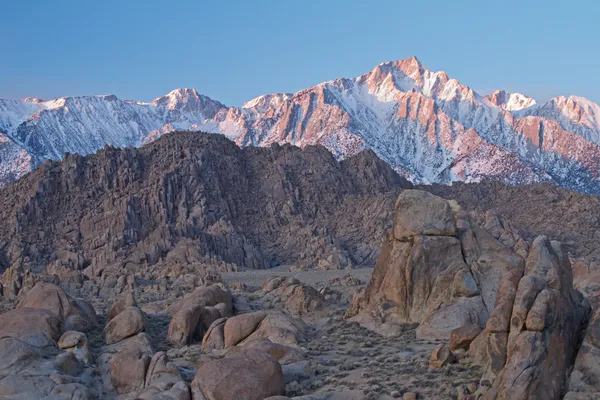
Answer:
[
  {"left": 2, "top": 58, "right": 600, "bottom": 196},
  {"left": 485, "top": 90, "right": 537, "bottom": 111},
  {"left": 242, "top": 93, "right": 292, "bottom": 110},
  {"left": 551, "top": 95, "right": 600, "bottom": 130},
  {"left": 153, "top": 88, "right": 203, "bottom": 108},
  {"left": 22, "top": 97, "right": 45, "bottom": 104}
]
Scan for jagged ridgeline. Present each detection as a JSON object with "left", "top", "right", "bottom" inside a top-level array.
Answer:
[{"left": 0, "top": 131, "right": 412, "bottom": 275}]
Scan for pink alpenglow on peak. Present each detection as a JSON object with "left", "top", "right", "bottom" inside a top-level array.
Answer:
[{"left": 1, "top": 57, "right": 600, "bottom": 194}]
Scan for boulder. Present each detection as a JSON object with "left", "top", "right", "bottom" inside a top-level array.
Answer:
[
  {"left": 241, "top": 339, "right": 305, "bottom": 364},
  {"left": 214, "top": 302, "right": 231, "bottom": 318},
  {"left": 168, "top": 298, "right": 205, "bottom": 347},
  {"left": 240, "top": 312, "right": 307, "bottom": 347},
  {"left": 167, "top": 285, "right": 232, "bottom": 317},
  {"left": 393, "top": 190, "right": 456, "bottom": 240},
  {"left": 107, "top": 291, "right": 137, "bottom": 321},
  {"left": 96, "top": 332, "right": 154, "bottom": 395},
  {"left": 449, "top": 324, "right": 482, "bottom": 351},
  {"left": 202, "top": 318, "right": 227, "bottom": 351},
  {"left": 103, "top": 306, "right": 146, "bottom": 345},
  {"left": 110, "top": 347, "right": 152, "bottom": 394},
  {"left": 55, "top": 351, "right": 83, "bottom": 376},
  {"left": 144, "top": 351, "right": 184, "bottom": 389},
  {"left": 275, "top": 280, "right": 324, "bottom": 314},
  {"left": 223, "top": 311, "right": 266, "bottom": 347},
  {"left": 429, "top": 344, "right": 455, "bottom": 368},
  {"left": 132, "top": 351, "right": 190, "bottom": 400},
  {"left": 16, "top": 282, "right": 96, "bottom": 332},
  {"left": 0, "top": 336, "right": 40, "bottom": 374},
  {"left": 167, "top": 285, "right": 232, "bottom": 346},
  {"left": 191, "top": 349, "right": 284, "bottom": 400},
  {"left": 58, "top": 331, "right": 91, "bottom": 363},
  {"left": 196, "top": 306, "right": 224, "bottom": 338},
  {"left": 0, "top": 307, "right": 62, "bottom": 349}
]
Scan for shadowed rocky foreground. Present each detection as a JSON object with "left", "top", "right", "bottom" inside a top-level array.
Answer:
[{"left": 0, "top": 133, "right": 599, "bottom": 399}]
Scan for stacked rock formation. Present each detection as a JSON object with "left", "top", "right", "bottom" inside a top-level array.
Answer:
[{"left": 349, "top": 189, "right": 591, "bottom": 399}]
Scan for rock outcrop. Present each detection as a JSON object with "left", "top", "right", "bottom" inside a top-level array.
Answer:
[
  {"left": 167, "top": 284, "right": 232, "bottom": 346},
  {"left": 565, "top": 309, "right": 600, "bottom": 398},
  {"left": 104, "top": 305, "right": 146, "bottom": 345},
  {"left": 202, "top": 311, "right": 307, "bottom": 351},
  {"left": 260, "top": 277, "right": 324, "bottom": 314},
  {"left": 470, "top": 236, "right": 590, "bottom": 399},
  {"left": 348, "top": 190, "right": 511, "bottom": 339},
  {"left": 350, "top": 189, "right": 592, "bottom": 400}
]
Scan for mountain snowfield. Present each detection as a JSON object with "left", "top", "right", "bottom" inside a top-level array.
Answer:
[{"left": 2, "top": 56, "right": 600, "bottom": 193}]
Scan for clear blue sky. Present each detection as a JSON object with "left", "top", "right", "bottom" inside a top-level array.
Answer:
[{"left": 1, "top": 0, "right": 599, "bottom": 106}]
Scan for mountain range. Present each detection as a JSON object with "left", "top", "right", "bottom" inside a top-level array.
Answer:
[{"left": 2, "top": 56, "right": 600, "bottom": 193}]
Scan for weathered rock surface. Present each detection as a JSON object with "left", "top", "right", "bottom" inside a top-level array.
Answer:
[
  {"left": 103, "top": 306, "right": 146, "bottom": 345},
  {"left": 202, "top": 311, "right": 307, "bottom": 351},
  {"left": 58, "top": 331, "right": 91, "bottom": 363},
  {"left": 565, "top": 310, "right": 600, "bottom": 398},
  {"left": 348, "top": 189, "right": 593, "bottom": 400},
  {"left": 167, "top": 285, "right": 232, "bottom": 346},
  {"left": 429, "top": 344, "right": 456, "bottom": 368},
  {"left": 17, "top": 282, "right": 97, "bottom": 333},
  {"left": 261, "top": 277, "right": 324, "bottom": 315},
  {"left": 347, "top": 190, "right": 508, "bottom": 339},
  {"left": 223, "top": 311, "right": 267, "bottom": 347},
  {"left": 111, "top": 346, "right": 152, "bottom": 394},
  {"left": 392, "top": 190, "right": 456, "bottom": 240},
  {"left": 107, "top": 291, "right": 137, "bottom": 321},
  {"left": 191, "top": 349, "right": 284, "bottom": 400},
  {"left": 468, "top": 236, "right": 590, "bottom": 399},
  {"left": 0, "top": 307, "right": 62, "bottom": 349}
]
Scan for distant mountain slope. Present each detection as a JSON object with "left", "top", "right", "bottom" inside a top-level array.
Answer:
[{"left": 2, "top": 57, "right": 600, "bottom": 193}]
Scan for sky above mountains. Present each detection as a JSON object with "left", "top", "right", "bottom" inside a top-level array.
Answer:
[{"left": 1, "top": 0, "right": 598, "bottom": 106}]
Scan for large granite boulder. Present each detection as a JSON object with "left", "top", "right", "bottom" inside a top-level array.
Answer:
[
  {"left": 261, "top": 277, "right": 324, "bottom": 315},
  {"left": 191, "top": 349, "right": 284, "bottom": 400},
  {"left": 202, "top": 311, "right": 307, "bottom": 351},
  {"left": 0, "top": 307, "right": 62, "bottom": 349},
  {"left": 17, "top": 282, "right": 97, "bottom": 333},
  {"left": 103, "top": 306, "right": 146, "bottom": 345}
]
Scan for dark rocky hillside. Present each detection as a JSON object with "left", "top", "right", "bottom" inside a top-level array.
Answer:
[
  {"left": 426, "top": 181, "right": 600, "bottom": 262},
  {"left": 0, "top": 131, "right": 411, "bottom": 277}
]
